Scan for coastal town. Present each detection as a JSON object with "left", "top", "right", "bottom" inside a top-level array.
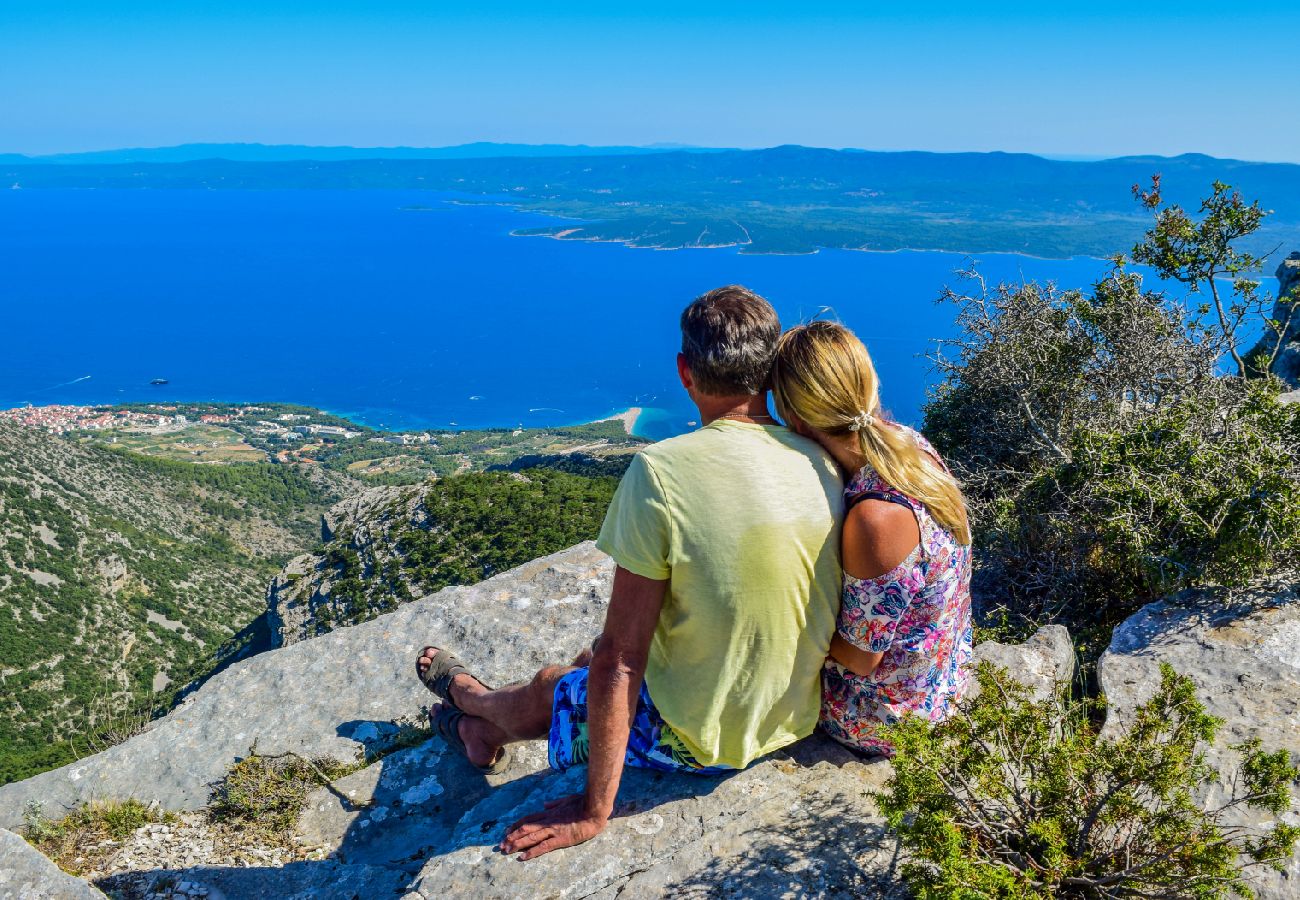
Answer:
[
  {"left": 0, "top": 400, "right": 642, "bottom": 482},
  {"left": 0, "top": 403, "right": 367, "bottom": 441}
]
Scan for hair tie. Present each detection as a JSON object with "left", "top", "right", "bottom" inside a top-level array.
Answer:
[{"left": 848, "top": 411, "right": 875, "bottom": 432}]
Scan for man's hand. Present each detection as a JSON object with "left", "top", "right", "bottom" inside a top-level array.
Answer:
[{"left": 499, "top": 793, "right": 608, "bottom": 860}]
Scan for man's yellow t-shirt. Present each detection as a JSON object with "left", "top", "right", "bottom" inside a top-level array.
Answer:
[{"left": 595, "top": 419, "right": 843, "bottom": 769}]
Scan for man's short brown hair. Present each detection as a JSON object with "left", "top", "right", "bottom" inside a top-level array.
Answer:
[{"left": 680, "top": 285, "right": 781, "bottom": 396}]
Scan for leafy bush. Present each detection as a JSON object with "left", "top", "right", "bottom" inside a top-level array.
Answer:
[
  {"left": 877, "top": 663, "right": 1300, "bottom": 899},
  {"left": 925, "top": 182, "right": 1300, "bottom": 654}
]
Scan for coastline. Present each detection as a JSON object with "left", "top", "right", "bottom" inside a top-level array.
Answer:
[{"left": 593, "top": 406, "right": 643, "bottom": 436}]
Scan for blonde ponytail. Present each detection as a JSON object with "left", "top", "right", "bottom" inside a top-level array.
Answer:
[{"left": 772, "top": 321, "right": 971, "bottom": 545}]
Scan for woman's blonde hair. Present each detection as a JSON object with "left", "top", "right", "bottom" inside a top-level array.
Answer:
[{"left": 772, "top": 321, "right": 971, "bottom": 545}]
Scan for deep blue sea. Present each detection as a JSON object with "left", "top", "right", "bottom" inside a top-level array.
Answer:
[{"left": 2, "top": 189, "right": 1262, "bottom": 441}]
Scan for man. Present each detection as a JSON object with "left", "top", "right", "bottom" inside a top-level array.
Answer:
[{"left": 415, "top": 285, "right": 842, "bottom": 860}]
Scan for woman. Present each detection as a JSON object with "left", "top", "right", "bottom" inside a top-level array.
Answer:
[{"left": 772, "top": 321, "right": 973, "bottom": 756}]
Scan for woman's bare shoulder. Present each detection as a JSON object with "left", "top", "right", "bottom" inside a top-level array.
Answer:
[{"left": 843, "top": 499, "right": 921, "bottom": 580}]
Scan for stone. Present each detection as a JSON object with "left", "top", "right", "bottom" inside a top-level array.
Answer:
[
  {"left": 969, "top": 623, "right": 1074, "bottom": 700},
  {"left": 1097, "top": 579, "right": 1300, "bottom": 900},
  {"left": 269, "top": 485, "right": 416, "bottom": 648},
  {"left": 0, "top": 827, "right": 106, "bottom": 899},
  {"left": 1252, "top": 251, "right": 1300, "bottom": 385}
]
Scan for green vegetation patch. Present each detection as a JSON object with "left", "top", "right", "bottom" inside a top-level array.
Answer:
[
  {"left": 207, "top": 749, "right": 360, "bottom": 843},
  {"left": 878, "top": 663, "right": 1300, "bottom": 899},
  {"left": 397, "top": 467, "right": 619, "bottom": 590},
  {"left": 23, "top": 799, "right": 175, "bottom": 876}
]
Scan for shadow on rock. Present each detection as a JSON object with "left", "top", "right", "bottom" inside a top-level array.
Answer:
[{"left": 91, "top": 730, "right": 907, "bottom": 899}]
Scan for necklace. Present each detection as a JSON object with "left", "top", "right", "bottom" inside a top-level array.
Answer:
[{"left": 716, "top": 413, "right": 777, "bottom": 423}]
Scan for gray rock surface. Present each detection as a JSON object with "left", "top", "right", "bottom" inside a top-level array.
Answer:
[
  {"left": 1253, "top": 251, "right": 1300, "bottom": 385},
  {"left": 1098, "top": 580, "right": 1300, "bottom": 900},
  {"left": 0, "top": 537, "right": 1079, "bottom": 898},
  {"left": 407, "top": 737, "right": 904, "bottom": 900},
  {"left": 967, "top": 623, "right": 1074, "bottom": 700},
  {"left": 0, "top": 827, "right": 105, "bottom": 899},
  {"left": 267, "top": 484, "right": 414, "bottom": 648}
]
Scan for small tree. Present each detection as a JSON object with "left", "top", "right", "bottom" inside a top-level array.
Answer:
[
  {"left": 1130, "top": 176, "right": 1292, "bottom": 377},
  {"left": 926, "top": 182, "right": 1300, "bottom": 645},
  {"left": 877, "top": 663, "right": 1300, "bottom": 899}
]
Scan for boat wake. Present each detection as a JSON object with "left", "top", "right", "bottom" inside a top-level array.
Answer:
[{"left": 37, "top": 374, "right": 91, "bottom": 392}]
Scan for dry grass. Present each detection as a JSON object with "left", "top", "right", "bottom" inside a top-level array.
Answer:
[
  {"left": 23, "top": 799, "right": 174, "bottom": 875},
  {"left": 206, "top": 748, "right": 361, "bottom": 844}
]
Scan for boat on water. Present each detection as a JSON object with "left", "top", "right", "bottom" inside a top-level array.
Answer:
[{"left": 150, "top": 378, "right": 169, "bottom": 386}]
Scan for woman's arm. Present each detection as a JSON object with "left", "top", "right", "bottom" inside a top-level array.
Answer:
[
  {"left": 829, "top": 633, "right": 885, "bottom": 677},
  {"left": 829, "top": 498, "right": 920, "bottom": 677}
]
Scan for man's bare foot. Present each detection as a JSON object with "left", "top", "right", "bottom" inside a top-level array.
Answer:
[
  {"left": 416, "top": 646, "right": 489, "bottom": 709},
  {"left": 430, "top": 702, "right": 506, "bottom": 769}
]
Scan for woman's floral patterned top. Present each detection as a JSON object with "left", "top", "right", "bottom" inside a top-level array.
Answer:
[{"left": 820, "top": 426, "right": 974, "bottom": 756}]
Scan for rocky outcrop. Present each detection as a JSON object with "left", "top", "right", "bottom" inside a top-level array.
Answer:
[
  {"left": 965, "top": 623, "right": 1074, "bottom": 700},
  {"left": 0, "top": 827, "right": 105, "bottom": 899},
  {"left": 267, "top": 484, "right": 416, "bottom": 648},
  {"left": 1253, "top": 251, "right": 1300, "bottom": 385},
  {"left": 0, "top": 541, "right": 1075, "bottom": 899},
  {"left": 1098, "top": 579, "right": 1300, "bottom": 900}
]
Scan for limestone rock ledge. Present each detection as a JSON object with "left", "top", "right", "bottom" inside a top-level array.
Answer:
[
  {"left": 1098, "top": 579, "right": 1300, "bottom": 900},
  {"left": 0, "top": 542, "right": 1074, "bottom": 899},
  {"left": 0, "top": 827, "right": 106, "bottom": 899}
]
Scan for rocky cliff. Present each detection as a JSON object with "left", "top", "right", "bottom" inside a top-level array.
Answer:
[
  {"left": 0, "top": 543, "right": 1081, "bottom": 899},
  {"left": 1255, "top": 251, "right": 1300, "bottom": 385},
  {"left": 3, "top": 544, "right": 1295, "bottom": 898},
  {"left": 265, "top": 467, "right": 620, "bottom": 648},
  {"left": 265, "top": 484, "right": 414, "bottom": 647}
]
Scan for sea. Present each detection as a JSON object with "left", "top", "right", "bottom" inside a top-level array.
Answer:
[{"left": 1, "top": 189, "right": 1267, "bottom": 441}]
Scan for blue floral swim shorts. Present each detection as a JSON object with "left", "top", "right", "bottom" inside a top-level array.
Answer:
[{"left": 548, "top": 667, "right": 732, "bottom": 775}]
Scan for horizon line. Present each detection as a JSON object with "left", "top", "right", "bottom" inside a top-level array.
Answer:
[{"left": 3, "top": 141, "right": 1299, "bottom": 167}]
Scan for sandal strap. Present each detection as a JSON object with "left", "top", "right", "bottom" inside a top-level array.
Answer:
[
  {"left": 419, "top": 648, "right": 469, "bottom": 708},
  {"left": 430, "top": 707, "right": 512, "bottom": 775}
]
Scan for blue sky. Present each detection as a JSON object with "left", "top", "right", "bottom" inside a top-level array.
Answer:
[{"left": 3, "top": 1, "right": 1297, "bottom": 161}]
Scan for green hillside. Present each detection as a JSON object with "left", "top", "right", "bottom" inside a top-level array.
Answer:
[{"left": 0, "top": 423, "right": 344, "bottom": 785}]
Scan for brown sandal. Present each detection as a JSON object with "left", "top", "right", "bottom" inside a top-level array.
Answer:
[
  {"left": 417, "top": 647, "right": 493, "bottom": 710},
  {"left": 431, "top": 706, "right": 512, "bottom": 775}
]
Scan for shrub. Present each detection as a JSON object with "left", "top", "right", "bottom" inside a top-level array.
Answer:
[
  {"left": 925, "top": 192, "right": 1300, "bottom": 651},
  {"left": 955, "top": 378, "right": 1300, "bottom": 656},
  {"left": 876, "top": 663, "right": 1300, "bottom": 899},
  {"left": 207, "top": 748, "right": 358, "bottom": 841}
]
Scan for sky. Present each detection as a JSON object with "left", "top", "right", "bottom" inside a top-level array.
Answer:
[{"left": 3, "top": 1, "right": 1298, "bottom": 161}]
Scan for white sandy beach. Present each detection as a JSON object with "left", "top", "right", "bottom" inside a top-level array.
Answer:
[{"left": 602, "top": 406, "right": 643, "bottom": 435}]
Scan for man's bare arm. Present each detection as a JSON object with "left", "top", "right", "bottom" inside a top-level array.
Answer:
[{"left": 500, "top": 565, "right": 667, "bottom": 860}]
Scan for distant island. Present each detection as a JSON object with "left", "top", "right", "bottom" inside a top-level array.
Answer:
[{"left": 5, "top": 144, "right": 1299, "bottom": 258}]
